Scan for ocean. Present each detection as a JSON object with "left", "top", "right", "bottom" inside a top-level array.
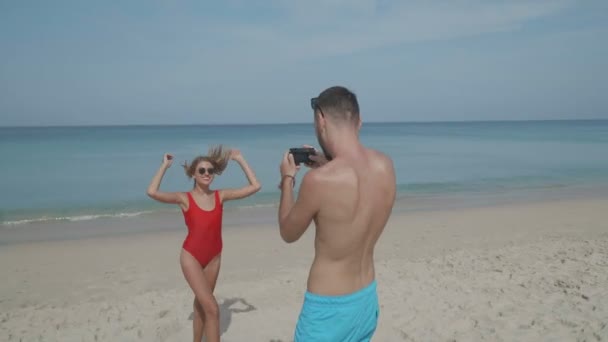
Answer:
[{"left": 1, "top": 120, "right": 608, "bottom": 226}]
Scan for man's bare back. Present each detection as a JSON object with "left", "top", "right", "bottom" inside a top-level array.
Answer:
[
  {"left": 305, "top": 147, "right": 395, "bottom": 295},
  {"left": 278, "top": 86, "right": 396, "bottom": 341}
]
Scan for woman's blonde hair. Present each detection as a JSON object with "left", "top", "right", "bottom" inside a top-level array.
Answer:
[{"left": 182, "top": 145, "right": 231, "bottom": 178}]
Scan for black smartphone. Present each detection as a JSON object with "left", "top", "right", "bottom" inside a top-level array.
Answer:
[{"left": 289, "top": 147, "right": 316, "bottom": 165}]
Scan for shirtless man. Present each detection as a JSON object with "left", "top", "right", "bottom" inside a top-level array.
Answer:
[{"left": 278, "top": 86, "right": 396, "bottom": 341}]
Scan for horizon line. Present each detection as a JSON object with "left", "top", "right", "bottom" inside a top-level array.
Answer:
[{"left": 0, "top": 118, "right": 606, "bottom": 129}]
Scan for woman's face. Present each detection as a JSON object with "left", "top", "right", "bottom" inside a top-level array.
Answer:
[{"left": 194, "top": 160, "right": 216, "bottom": 186}]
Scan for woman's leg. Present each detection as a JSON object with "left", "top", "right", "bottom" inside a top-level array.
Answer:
[
  {"left": 192, "top": 298, "right": 204, "bottom": 342},
  {"left": 180, "top": 250, "right": 221, "bottom": 342},
  {"left": 191, "top": 255, "right": 222, "bottom": 342}
]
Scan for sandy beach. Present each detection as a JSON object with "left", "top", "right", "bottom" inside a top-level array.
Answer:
[
  {"left": 2, "top": 1, "right": 607, "bottom": 340},
  {"left": 1, "top": 197, "right": 607, "bottom": 341}
]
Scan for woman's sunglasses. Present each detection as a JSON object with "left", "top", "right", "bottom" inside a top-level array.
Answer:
[{"left": 198, "top": 167, "right": 215, "bottom": 175}]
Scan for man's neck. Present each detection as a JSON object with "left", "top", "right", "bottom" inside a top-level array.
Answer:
[{"left": 327, "top": 129, "right": 362, "bottom": 159}]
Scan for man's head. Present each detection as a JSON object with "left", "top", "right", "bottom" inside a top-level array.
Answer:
[{"left": 310, "top": 86, "right": 362, "bottom": 160}]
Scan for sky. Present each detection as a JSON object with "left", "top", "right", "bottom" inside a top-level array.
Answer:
[{"left": 1, "top": 0, "right": 607, "bottom": 126}]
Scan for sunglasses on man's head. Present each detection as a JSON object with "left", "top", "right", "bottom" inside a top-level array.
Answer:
[
  {"left": 310, "top": 97, "right": 324, "bottom": 116},
  {"left": 310, "top": 97, "right": 317, "bottom": 110},
  {"left": 198, "top": 167, "right": 215, "bottom": 175}
]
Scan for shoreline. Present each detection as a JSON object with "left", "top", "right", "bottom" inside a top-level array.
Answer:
[
  {"left": 4, "top": 181, "right": 608, "bottom": 227},
  {"left": 2, "top": 184, "right": 608, "bottom": 246}
]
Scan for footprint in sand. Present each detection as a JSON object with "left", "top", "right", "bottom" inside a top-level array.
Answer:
[
  {"left": 158, "top": 309, "right": 169, "bottom": 319},
  {"left": 155, "top": 317, "right": 181, "bottom": 341}
]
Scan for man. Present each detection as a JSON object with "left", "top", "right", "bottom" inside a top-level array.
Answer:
[{"left": 278, "top": 86, "right": 397, "bottom": 341}]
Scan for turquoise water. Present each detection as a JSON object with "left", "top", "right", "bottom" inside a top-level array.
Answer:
[{"left": 1, "top": 120, "right": 607, "bottom": 225}]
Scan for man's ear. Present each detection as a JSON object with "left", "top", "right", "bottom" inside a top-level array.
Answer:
[
  {"left": 357, "top": 117, "right": 362, "bottom": 131},
  {"left": 316, "top": 111, "right": 326, "bottom": 132}
]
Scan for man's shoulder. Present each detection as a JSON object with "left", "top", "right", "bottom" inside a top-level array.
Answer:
[
  {"left": 305, "top": 161, "right": 344, "bottom": 182},
  {"left": 365, "top": 147, "right": 394, "bottom": 170},
  {"left": 300, "top": 166, "right": 327, "bottom": 188},
  {"left": 303, "top": 159, "right": 353, "bottom": 188},
  {"left": 297, "top": 167, "right": 341, "bottom": 203}
]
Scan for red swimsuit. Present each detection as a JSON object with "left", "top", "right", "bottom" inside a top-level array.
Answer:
[{"left": 182, "top": 190, "right": 223, "bottom": 267}]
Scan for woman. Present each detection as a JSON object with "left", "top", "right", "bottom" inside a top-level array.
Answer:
[{"left": 146, "top": 145, "right": 261, "bottom": 342}]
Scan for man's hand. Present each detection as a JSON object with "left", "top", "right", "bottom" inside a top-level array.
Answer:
[
  {"left": 302, "top": 145, "right": 328, "bottom": 169},
  {"left": 280, "top": 151, "right": 300, "bottom": 177},
  {"left": 279, "top": 151, "right": 300, "bottom": 189}
]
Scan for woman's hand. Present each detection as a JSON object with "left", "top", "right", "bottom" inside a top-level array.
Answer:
[
  {"left": 162, "top": 153, "right": 173, "bottom": 168},
  {"left": 229, "top": 149, "right": 243, "bottom": 161}
]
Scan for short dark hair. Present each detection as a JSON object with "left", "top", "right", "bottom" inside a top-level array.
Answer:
[{"left": 311, "top": 86, "right": 359, "bottom": 123}]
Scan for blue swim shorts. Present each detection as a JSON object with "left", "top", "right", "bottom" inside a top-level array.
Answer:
[{"left": 294, "top": 280, "right": 379, "bottom": 342}]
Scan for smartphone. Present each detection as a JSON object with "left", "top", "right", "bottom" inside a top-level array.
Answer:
[{"left": 289, "top": 147, "right": 316, "bottom": 165}]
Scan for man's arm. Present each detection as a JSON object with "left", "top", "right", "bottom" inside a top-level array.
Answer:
[{"left": 278, "top": 169, "right": 320, "bottom": 243}]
